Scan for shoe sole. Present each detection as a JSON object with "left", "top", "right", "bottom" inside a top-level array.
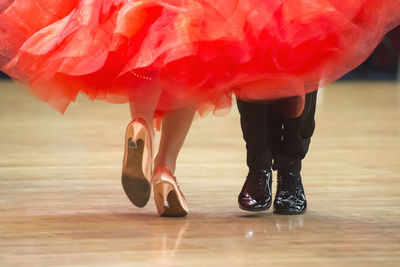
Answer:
[
  {"left": 154, "top": 183, "right": 188, "bottom": 217},
  {"left": 121, "top": 139, "right": 151, "bottom": 208},
  {"left": 238, "top": 203, "right": 272, "bottom": 212},
  {"left": 273, "top": 206, "right": 307, "bottom": 215}
]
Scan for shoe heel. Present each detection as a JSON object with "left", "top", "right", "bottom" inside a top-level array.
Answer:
[
  {"left": 155, "top": 182, "right": 174, "bottom": 211},
  {"left": 122, "top": 119, "right": 153, "bottom": 208},
  {"left": 154, "top": 181, "right": 188, "bottom": 217}
]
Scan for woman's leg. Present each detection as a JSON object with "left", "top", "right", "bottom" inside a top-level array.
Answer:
[
  {"left": 129, "top": 101, "right": 157, "bottom": 139},
  {"left": 152, "top": 105, "right": 196, "bottom": 217},
  {"left": 122, "top": 83, "right": 161, "bottom": 208},
  {"left": 154, "top": 106, "right": 197, "bottom": 174}
]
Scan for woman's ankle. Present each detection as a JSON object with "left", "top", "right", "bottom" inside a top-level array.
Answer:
[{"left": 154, "top": 156, "right": 176, "bottom": 175}]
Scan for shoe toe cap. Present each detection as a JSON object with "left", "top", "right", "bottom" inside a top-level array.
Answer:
[
  {"left": 239, "top": 193, "right": 271, "bottom": 211},
  {"left": 239, "top": 194, "right": 258, "bottom": 206}
]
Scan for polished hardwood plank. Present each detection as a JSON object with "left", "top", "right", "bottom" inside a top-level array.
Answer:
[{"left": 0, "top": 81, "right": 400, "bottom": 266}]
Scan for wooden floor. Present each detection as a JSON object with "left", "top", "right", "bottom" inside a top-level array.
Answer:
[{"left": 0, "top": 80, "right": 400, "bottom": 266}]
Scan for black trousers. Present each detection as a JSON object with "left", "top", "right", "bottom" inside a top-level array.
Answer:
[{"left": 237, "top": 91, "right": 318, "bottom": 172}]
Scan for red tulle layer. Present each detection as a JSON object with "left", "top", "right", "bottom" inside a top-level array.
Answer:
[{"left": 1, "top": 0, "right": 399, "bottom": 117}]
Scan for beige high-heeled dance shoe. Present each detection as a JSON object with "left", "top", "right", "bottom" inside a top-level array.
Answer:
[
  {"left": 121, "top": 118, "right": 153, "bottom": 208},
  {"left": 152, "top": 165, "right": 188, "bottom": 217}
]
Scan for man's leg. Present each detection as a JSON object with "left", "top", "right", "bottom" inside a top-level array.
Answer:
[
  {"left": 237, "top": 99, "right": 273, "bottom": 211},
  {"left": 272, "top": 90, "right": 318, "bottom": 214}
]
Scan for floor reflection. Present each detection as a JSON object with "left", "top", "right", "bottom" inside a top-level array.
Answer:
[
  {"left": 2, "top": 208, "right": 400, "bottom": 266},
  {"left": 275, "top": 214, "right": 304, "bottom": 232}
]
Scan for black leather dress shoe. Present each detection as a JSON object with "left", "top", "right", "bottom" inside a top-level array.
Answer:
[
  {"left": 238, "top": 170, "right": 272, "bottom": 212},
  {"left": 273, "top": 170, "right": 307, "bottom": 215}
]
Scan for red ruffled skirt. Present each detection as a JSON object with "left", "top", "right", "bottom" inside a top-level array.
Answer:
[{"left": 1, "top": 0, "right": 399, "bottom": 116}]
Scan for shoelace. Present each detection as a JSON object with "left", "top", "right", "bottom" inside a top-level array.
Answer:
[
  {"left": 278, "top": 173, "right": 298, "bottom": 194},
  {"left": 248, "top": 171, "right": 268, "bottom": 190},
  {"left": 257, "top": 176, "right": 266, "bottom": 190}
]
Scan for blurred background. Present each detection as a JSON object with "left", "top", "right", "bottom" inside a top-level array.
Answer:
[{"left": 342, "top": 26, "right": 400, "bottom": 80}]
